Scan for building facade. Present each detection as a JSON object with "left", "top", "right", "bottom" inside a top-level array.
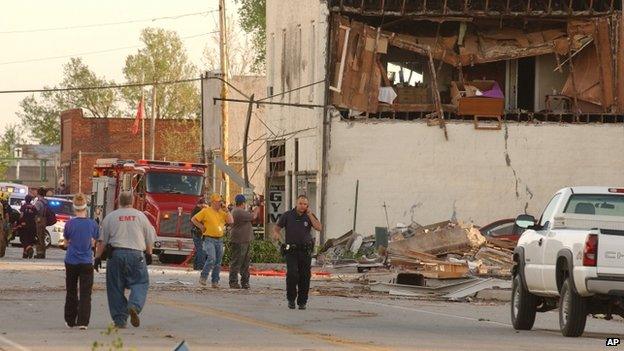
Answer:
[
  {"left": 266, "top": 0, "right": 624, "bottom": 242},
  {"left": 60, "top": 108, "right": 201, "bottom": 194}
]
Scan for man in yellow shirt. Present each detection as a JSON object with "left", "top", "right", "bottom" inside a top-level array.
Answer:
[{"left": 191, "top": 193, "right": 233, "bottom": 287}]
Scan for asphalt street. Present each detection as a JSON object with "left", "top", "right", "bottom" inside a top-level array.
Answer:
[{"left": 0, "top": 246, "right": 622, "bottom": 351}]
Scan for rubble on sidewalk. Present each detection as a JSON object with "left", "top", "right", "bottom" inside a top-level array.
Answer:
[
  {"left": 385, "top": 220, "right": 513, "bottom": 280},
  {"left": 317, "top": 230, "right": 385, "bottom": 272},
  {"left": 315, "top": 219, "right": 514, "bottom": 301}
]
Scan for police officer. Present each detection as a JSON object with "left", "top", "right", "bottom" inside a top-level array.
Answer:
[
  {"left": 272, "top": 195, "right": 322, "bottom": 310},
  {"left": 94, "top": 192, "right": 156, "bottom": 329}
]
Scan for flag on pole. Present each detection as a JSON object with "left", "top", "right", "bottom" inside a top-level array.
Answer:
[{"left": 132, "top": 95, "right": 144, "bottom": 135}]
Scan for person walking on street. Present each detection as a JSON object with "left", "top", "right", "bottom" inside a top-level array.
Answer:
[
  {"left": 0, "top": 192, "right": 9, "bottom": 258},
  {"left": 191, "top": 197, "right": 207, "bottom": 271},
  {"left": 94, "top": 192, "right": 156, "bottom": 329},
  {"left": 18, "top": 195, "right": 38, "bottom": 258},
  {"left": 63, "top": 193, "right": 99, "bottom": 330},
  {"left": 272, "top": 195, "right": 322, "bottom": 310},
  {"left": 34, "top": 187, "right": 48, "bottom": 259},
  {"left": 229, "top": 194, "right": 260, "bottom": 289},
  {"left": 191, "top": 193, "right": 233, "bottom": 288}
]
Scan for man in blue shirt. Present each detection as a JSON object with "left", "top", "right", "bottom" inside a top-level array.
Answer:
[
  {"left": 63, "top": 193, "right": 99, "bottom": 330},
  {"left": 272, "top": 195, "right": 322, "bottom": 310}
]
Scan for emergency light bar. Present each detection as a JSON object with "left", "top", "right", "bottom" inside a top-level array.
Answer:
[{"left": 137, "top": 160, "right": 207, "bottom": 168}]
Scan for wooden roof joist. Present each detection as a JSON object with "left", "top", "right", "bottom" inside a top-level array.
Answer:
[{"left": 329, "top": 0, "right": 620, "bottom": 18}]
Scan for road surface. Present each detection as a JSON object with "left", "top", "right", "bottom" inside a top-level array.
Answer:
[{"left": 0, "top": 246, "right": 622, "bottom": 350}]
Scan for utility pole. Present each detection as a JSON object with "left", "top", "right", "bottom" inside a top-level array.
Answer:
[
  {"left": 150, "top": 85, "right": 157, "bottom": 160},
  {"left": 141, "top": 90, "right": 146, "bottom": 160},
  {"left": 219, "top": 0, "right": 230, "bottom": 201}
]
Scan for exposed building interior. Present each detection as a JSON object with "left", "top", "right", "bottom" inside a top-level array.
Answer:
[{"left": 328, "top": 0, "right": 624, "bottom": 130}]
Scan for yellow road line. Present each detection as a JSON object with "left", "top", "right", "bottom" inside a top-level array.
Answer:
[{"left": 154, "top": 296, "right": 394, "bottom": 351}]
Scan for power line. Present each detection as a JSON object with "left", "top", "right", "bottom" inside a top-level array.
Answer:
[
  {"left": 256, "top": 79, "right": 326, "bottom": 102},
  {"left": 0, "top": 10, "right": 219, "bottom": 34},
  {"left": 0, "top": 31, "right": 219, "bottom": 66},
  {"left": 0, "top": 77, "right": 201, "bottom": 94}
]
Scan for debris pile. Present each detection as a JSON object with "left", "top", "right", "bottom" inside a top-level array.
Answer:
[
  {"left": 387, "top": 220, "right": 513, "bottom": 279},
  {"left": 316, "top": 230, "right": 385, "bottom": 270}
]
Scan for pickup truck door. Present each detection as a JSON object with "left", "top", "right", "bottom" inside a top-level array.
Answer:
[
  {"left": 525, "top": 193, "right": 563, "bottom": 292},
  {"left": 522, "top": 229, "right": 545, "bottom": 291},
  {"left": 542, "top": 227, "right": 566, "bottom": 294}
]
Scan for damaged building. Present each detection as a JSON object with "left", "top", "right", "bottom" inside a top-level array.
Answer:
[{"left": 265, "top": 0, "right": 624, "bottom": 242}]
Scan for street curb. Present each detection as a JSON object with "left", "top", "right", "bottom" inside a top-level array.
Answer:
[{"left": 475, "top": 288, "right": 511, "bottom": 302}]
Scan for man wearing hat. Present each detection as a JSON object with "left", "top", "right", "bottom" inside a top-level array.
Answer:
[
  {"left": 191, "top": 193, "right": 233, "bottom": 288},
  {"left": 229, "top": 194, "right": 260, "bottom": 289}
]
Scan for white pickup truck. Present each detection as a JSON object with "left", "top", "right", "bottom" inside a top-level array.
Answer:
[{"left": 511, "top": 186, "right": 624, "bottom": 337}]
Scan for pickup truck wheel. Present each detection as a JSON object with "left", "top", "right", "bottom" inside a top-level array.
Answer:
[
  {"left": 559, "top": 278, "right": 587, "bottom": 337},
  {"left": 511, "top": 273, "right": 537, "bottom": 330}
]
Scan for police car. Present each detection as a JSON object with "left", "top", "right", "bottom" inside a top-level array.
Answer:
[{"left": 10, "top": 196, "right": 74, "bottom": 248}]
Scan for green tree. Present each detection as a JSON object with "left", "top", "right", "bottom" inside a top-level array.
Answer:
[
  {"left": 122, "top": 28, "right": 200, "bottom": 119},
  {"left": 0, "top": 124, "right": 24, "bottom": 180},
  {"left": 17, "top": 58, "right": 119, "bottom": 145},
  {"left": 235, "top": 0, "right": 266, "bottom": 71},
  {"left": 17, "top": 93, "right": 60, "bottom": 145}
]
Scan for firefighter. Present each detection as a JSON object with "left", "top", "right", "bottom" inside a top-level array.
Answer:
[
  {"left": 34, "top": 187, "right": 48, "bottom": 259},
  {"left": 0, "top": 191, "right": 10, "bottom": 258}
]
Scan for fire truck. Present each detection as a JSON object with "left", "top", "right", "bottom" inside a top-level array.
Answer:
[{"left": 92, "top": 159, "right": 207, "bottom": 262}]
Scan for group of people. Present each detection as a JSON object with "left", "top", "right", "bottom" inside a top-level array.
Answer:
[
  {"left": 190, "top": 192, "right": 322, "bottom": 310},
  {"left": 62, "top": 191, "right": 155, "bottom": 330},
  {"left": 0, "top": 187, "right": 52, "bottom": 259},
  {"left": 1, "top": 187, "right": 323, "bottom": 330}
]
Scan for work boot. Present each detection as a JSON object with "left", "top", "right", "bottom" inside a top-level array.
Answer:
[
  {"left": 211, "top": 282, "right": 219, "bottom": 289},
  {"left": 288, "top": 301, "right": 296, "bottom": 309},
  {"left": 128, "top": 307, "right": 140, "bottom": 328},
  {"left": 199, "top": 277, "right": 207, "bottom": 286},
  {"left": 27, "top": 247, "right": 34, "bottom": 259},
  {"left": 34, "top": 254, "right": 45, "bottom": 259},
  {"left": 298, "top": 304, "right": 307, "bottom": 310},
  {"left": 241, "top": 283, "right": 250, "bottom": 290},
  {"left": 229, "top": 282, "right": 241, "bottom": 289}
]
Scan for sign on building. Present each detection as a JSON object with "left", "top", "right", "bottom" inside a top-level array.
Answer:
[{"left": 268, "top": 186, "right": 285, "bottom": 223}]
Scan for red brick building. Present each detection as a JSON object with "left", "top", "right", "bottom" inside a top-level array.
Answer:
[{"left": 60, "top": 109, "right": 201, "bottom": 194}]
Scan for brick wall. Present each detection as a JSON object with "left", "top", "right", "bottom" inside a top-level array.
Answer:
[{"left": 60, "top": 109, "right": 201, "bottom": 194}]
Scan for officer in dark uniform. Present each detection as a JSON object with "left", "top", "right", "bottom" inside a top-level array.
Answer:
[{"left": 272, "top": 195, "right": 322, "bottom": 310}]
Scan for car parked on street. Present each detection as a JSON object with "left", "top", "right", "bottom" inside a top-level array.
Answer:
[
  {"left": 479, "top": 218, "right": 526, "bottom": 244},
  {"left": 511, "top": 187, "right": 624, "bottom": 337}
]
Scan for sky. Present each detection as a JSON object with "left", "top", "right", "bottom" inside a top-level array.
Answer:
[{"left": 0, "top": 0, "right": 240, "bottom": 134}]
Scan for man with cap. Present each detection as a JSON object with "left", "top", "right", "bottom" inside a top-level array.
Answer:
[
  {"left": 272, "top": 195, "right": 322, "bottom": 310},
  {"left": 229, "top": 194, "right": 260, "bottom": 289},
  {"left": 191, "top": 193, "right": 233, "bottom": 288}
]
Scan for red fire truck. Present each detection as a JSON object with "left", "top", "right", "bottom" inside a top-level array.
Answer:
[{"left": 92, "top": 159, "right": 207, "bottom": 262}]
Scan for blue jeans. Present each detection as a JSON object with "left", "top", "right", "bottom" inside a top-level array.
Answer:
[
  {"left": 201, "top": 237, "right": 223, "bottom": 283},
  {"left": 106, "top": 249, "right": 149, "bottom": 327},
  {"left": 192, "top": 234, "right": 207, "bottom": 270}
]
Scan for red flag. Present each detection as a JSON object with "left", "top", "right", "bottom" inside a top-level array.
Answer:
[{"left": 132, "top": 96, "right": 144, "bottom": 135}]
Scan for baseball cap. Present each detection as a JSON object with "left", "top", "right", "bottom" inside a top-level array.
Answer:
[
  {"left": 234, "top": 194, "right": 246, "bottom": 204},
  {"left": 210, "top": 193, "right": 223, "bottom": 202}
]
